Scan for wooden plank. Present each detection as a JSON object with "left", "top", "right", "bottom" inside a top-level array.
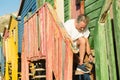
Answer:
[
  {"left": 0, "top": 43, "right": 5, "bottom": 77},
  {"left": 33, "top": 75, "right": 46, "bottom": 78},
  {"left": 94, "top": 22, "right": 109, "bottom": 80},
  {"left": 85, "top": 0, "right": 104, "bottom": 15},
  {"left": 88, "top": 36, "right": 94, "bottom": 49},
  {"left": 58, "top": 37, "right": 64, "bottom": 80},
  {"left": 61, "top": 40, "right": 66, "bottom": 80},
  {"left": 88, "top": 19, "right": 98, "bottom": 28},
  {"left": 46, "top": 0, "right": 54, "bottom": 6},
  {"left": 64, "top": 39, "right": 73, "bottom": 80},
  {"left": 46, "top": 6, "right": 53, "bottom": 80},
  {"left": 64, "top": 0, "right": 70, "bottom": 21},
  {"left": 85, "top": 0, "right": 97, "bottom": 7},
  {"left": 80, "top": 0, "right": 85, "bottom": 14},
  {"left": 89, "top": 27, "right": 95, "bottom": 36},
  {"left": 87, "top": 8, "right": 101, "bottom": 20},
  {"left": 35, "top": 68, "right": 45, "bottom": 71},
  {"left": 113, "top": 0, "right": 120, "bottom": 79},
  {"left": 104, "top": 12, "right": 117, "bottom": 80}
]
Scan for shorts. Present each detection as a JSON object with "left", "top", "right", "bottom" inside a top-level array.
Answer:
[{"left": 71, "top": 41, "right": 79, "bottom": 53}]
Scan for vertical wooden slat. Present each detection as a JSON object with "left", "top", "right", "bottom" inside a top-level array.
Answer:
[
  {"left": 64, "top": 0, "right": 70, "bottom": 21},
  {"left": 21, "top": 33, "right": 29, "bottom": 80},
  {"left": 33, "top": 14, "right": 39, "bottom": 59},
  {"left": 71, "top": 0, "right": 84, "bottom": 19},
  {"left": 105, "top": 12, "right": 117, "bottom": 80},
  {"left": 38, "top": 7, "right": 46, "bottom": 57},
  {"left": 27, "top": 13, "right": 33, "bottom": 60},
  {"left": 64, "top": 39, "right": 73, "bottom": 80},
  {"left": 25, "top": 22, "right": 29, "bottom": 60},
  {"left": 0, "top": 46, "right": 5, "bottom": 77},
  {"left": 37, "top": 12, "right": 41, "bottom": 57},
  {"left": 95, "top": 22, "right": 109, "bottom": 80},
  {"left": 58, "top": 36, "right": 63, "bottom": 80},
  {"left": 80, "top": 0, "right": 85, "bottom": 14},
  {"left": 46, "top": 6, "right": 53, "bottom": 80},
  {"left": 52, "top": 26, "right": 59, "bottom": 79},
  {"left": 113, "top": 0, "right": 120, "bottom": 79}
]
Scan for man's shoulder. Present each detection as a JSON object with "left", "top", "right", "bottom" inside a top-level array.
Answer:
[
  {"left": 65, "top": 19, "right": 75, "bottom": 23},
  {"left": 64, "top": 19, "right": 74, "bottom": 26},
  {"left": 64, "top": 19, "right": 75, "bottom": 26}
]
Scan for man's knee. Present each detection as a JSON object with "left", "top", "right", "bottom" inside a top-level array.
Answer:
[{"left": 78, "top": 37, "right": 86, "bottom": 45}]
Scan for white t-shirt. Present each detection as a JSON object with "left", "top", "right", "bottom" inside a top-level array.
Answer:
[{"left": 64, "top": 19, "right": 90, "bottom": 41}]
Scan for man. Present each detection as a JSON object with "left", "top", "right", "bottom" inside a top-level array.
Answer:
[{"left": 64, "top": 14, "right": 93, "bottom": 73}]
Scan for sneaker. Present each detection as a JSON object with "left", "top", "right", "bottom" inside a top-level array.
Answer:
[
  {"left": 84, "top": 62, "right": 93, "bottom": 71},
  {"left": 76, "top": 64, "right": 90, "bottom": 73}
]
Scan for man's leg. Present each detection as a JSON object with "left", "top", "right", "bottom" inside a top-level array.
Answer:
[
  {"left": 85, "top": 38, "right": 91, "bottom": 55},
  {"left": 76, "top": 37, "right": 92, "bottom": 73},
  {"left": 83, "top": 73, "right": 91, "bottom": 80},
  {"left": 77, "top": 37, "right": 86, "bottom": 65},
  {"left": 78, "top": 75, "right": 82, "bottom": 80},
  {"left": 85, "top": 38, "right": 93, "bottom": 62}
]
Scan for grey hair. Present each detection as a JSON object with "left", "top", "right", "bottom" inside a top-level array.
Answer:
[{"left": 76, "top": 14, "right": 89, "bottom": 24}]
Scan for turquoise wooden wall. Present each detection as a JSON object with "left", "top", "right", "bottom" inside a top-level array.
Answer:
[
  {"left": 18, "top": 0, "right": 37, "bottom": 53},
  {"left": 0, "top": 39, "right": 4, "bottom": 77}
]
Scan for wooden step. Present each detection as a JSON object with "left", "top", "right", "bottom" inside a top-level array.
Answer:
[
  {"left": 33, "top": 75, "right": 46, "bottom": 79},
  {"left": 29, "top": 73, "right": 33, "bottom": 76},
  {"left": 35, "top": 68, "right": 45, "bottom": 71},
  {"left": 18, "top": 77, "right": 21, "bottom": 79}
]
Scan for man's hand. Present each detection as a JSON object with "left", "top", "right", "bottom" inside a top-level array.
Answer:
[{"left": 88, "top": 54, "right": 94, "bottom": 62}]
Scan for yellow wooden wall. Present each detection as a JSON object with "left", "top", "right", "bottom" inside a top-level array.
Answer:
[{"left": 4, "top": 15, "right": 18, "bottom": 80}]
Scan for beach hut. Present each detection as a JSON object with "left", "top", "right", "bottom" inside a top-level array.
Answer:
[
  {"left": 17, "top": 0, "right": 120, "bottom": 80},
  {"left": 0, "top": 35, "right": 5, "bottom": 79},
  {"left": 3, "top": 14, "right": 18, "bottom": 80}
]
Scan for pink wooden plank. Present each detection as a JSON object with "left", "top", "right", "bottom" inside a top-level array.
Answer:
[
  {"left": 22, "top": 4, "right": 74, "bottom": 80},
  {"left": 29, "top": 18, "right": 34, "bottom": 59},
  {"left": 46, "top": 7, "right": 53, "bottom": 80},
  {"left": 38, "top": 8, "right": 45, "bottom": 57},
  {"left": 64, "top": 39, "right": 73, "bottom": 80},
  {"left": 21, "top": 28, "right": 29, "bottom": 80},
  {"left": 33, "top": 14, "right": 39, "bottom": 59}
]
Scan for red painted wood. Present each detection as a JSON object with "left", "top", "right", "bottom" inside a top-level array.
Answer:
[
  {"left": 22, "top": 3, "right": 73, "bottom": 80},
  {"left": 21, "top": 32, "right": 29, "bottom": 80},
  {"left": 33, "top": 14, "right": 38, "bottom": 59},
  {"left": 3, "top": 28, "right": 9, "bottom": 57},
  {"left": 64, "top": 39, "right": 73, "bottom": 80},
  {"left": 46, "top": 7, "right": 53, "bottom": 80},
  {"left": 38, "top": 6, "right": 47, "bottom": 57},
  {"left": 80, "top": 0, "right": 85, "bottom": 14},
  {"left": 71, "top": 0, "right": 85, "bottom": 18}
]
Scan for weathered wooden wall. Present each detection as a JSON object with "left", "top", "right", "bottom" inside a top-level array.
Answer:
[
  {"left": 17, "top": 0, "right": 120, "bottom": 80},
  {"left": 113, "top": 0, "right": 120, "bottom": 79},
  {"left": 95, "top": 12, "right": 117, "bottom": 80},
  {"left": 9, "top": 15, "right": 18, "bottom": 80},
  {"left": 21, "top": 3, "right": 73, "bottom": 80},
  {"left": 3, "top": 15, "right": 18, "bottom": 80},
  {"left": 0, "top": 44, "right": 4, "bottom": 78},
  {"left": 18, "top": 0, "right": 37, "bottom": 53}
]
